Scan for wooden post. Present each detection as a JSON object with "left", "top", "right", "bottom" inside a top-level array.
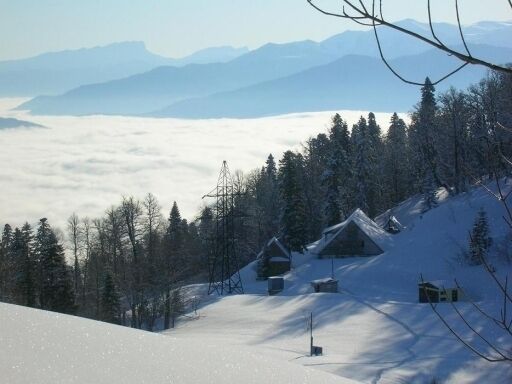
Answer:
[{"left": 310, "top": 312, "right": 313, "bottom": 357}]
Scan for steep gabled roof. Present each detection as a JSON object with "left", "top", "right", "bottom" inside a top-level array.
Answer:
[
  {"left": 312, "top": 209, "right": 392, "bottom": 255},
  {"left": 257, "top": 236, "right": 290, "bottom": 259}
]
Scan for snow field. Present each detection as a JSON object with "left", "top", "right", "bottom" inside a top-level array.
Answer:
[{"left": 169, "top": 181, "right": 512, "bottom": 383}]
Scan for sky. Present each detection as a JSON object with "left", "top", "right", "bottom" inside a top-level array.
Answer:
[{"left": 0, "top": 0, "right": 511, "bottom": 60}]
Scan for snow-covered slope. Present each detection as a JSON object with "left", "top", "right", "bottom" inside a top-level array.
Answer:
[
  {"left": 2, "top": 182, "right": 511, "bottom": 383},
  {"left": 0, "top": 303, "right": 356, "bottom": 384},
  {"left": 169, "top": 181, "right": 512, "bottom": 383}
]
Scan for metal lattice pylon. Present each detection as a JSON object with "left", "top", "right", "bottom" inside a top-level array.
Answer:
[{"left": 203, "top": 161, "right": 244, "bottom": 295}]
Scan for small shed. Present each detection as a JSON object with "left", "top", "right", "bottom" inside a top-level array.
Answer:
[
  {"left": 268, "top": 276, "right": 284, "bottom": 295},
  {"left": 256, "top": 237, "right": 291, "bottom": 279},
  {"left": 311, "top": 278, "right": 338, "bottom": 293},
  {"left": 418, "top": 280, "right": 461, "bottom": 303},
  {"left": 384, "top": 215, "right": 404, "bottom": 234},
  {"left": 313, "top": 209, "right": 391, "bottom": 258}
]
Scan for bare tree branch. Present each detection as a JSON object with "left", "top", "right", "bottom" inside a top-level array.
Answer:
[
  {"left": 420, "top": 275, "right": 510, "bottom": 362},
  {"left": 455, "top": 0, "right": 472, "bottom": 57},
  {"left": 307, "top": 0, "right": 512, "bottom": 83}
]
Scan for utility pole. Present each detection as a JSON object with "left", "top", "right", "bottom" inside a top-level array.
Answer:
[{"left": 203, "top": 161, "right": 244, "bottom": 295}]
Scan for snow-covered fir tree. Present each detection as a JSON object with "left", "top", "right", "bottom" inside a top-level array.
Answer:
[
  {"left": 383, "top": 112, "right": 410, "bottom": 204},
  {"left": 323, "top": 113, "right": 352, "bottom": 226},
  {"left": 351, "top": 117, "right": 371, "bottom": 215},
  {"left": 469, "top": 209, "right": 492, "bottom": 265},
  {"left": 410, "top": 77, "right": 441, "bottom": 211},
  {"left": 36, "top": 218, "right": 75, "bottom": 314},
  {"left": 279, "top": 150, "right": 307, "bottom": 252}
]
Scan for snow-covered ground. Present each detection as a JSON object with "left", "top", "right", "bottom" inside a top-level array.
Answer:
[
  {"left": 2, "top": 176, "right": 511, "bottom": 383},
  {"left": 166, "top": 182, "right": 512, "bottom": 383},
  {"left": 0, "top": 302, "right": 358, "bottom": 384}
]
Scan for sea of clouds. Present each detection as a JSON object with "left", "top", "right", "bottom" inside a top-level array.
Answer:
[{"left": 0, "top": 98, "right": 406, "bottom": 231}]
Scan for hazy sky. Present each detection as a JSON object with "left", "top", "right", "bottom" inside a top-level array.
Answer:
[{"left": 1, "top": 0, "right": 511, "bottom": 60}]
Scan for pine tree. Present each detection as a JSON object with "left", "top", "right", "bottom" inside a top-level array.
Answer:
[
  {"left": 263, "top": 153, "right": 280, "bottom": 237},
  {"left": 163, "top": 201, "right": 184, "bottom": 330},
  {"left": 100, "top": 270, "right": 121, "bottom": 324},
  {"left": 10, "top": 223, "right": 37, "bottom": 307},
  {"left": 278, "top": 150, "right": 307, "bottom": 252},
  {"left": 366, "top": 112, "right": 384, "bottom": 215},
  {"left": 303, "top": 134, "right": 330, "bottom": 239},
  {"left": 411, "top": 77, "right": 442, "bottom": 211},
  {"left": 0, "top": 224, "right": 14, "bottom": 301},
  {"left": 36, "top": 218, "right": 76, "bottom": 314},
  {"left": 352, "top": 117, "right": 371, "bottom": 215},
  {"left": 469, "top": 209, "right": 492, "bottom": 265},
  {"left": 323, "top": 113, "right": 352, "bottom": 225},
  {"left": 383, "top": 113, "right": 410, "bottom": 204}
]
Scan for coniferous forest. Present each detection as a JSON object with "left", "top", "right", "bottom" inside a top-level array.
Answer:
[{"left": 1, "top": 69, "right": 511, "bottom": 330}]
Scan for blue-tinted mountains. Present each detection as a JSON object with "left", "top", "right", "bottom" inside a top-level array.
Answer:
[
  {"left": 0, "top": 117, "right": 44, "bottom": 129},
  {"left": 19, "top": 41, "right": 341, "bottom": 115},
  {"left": 16, "top": 20, "right": 512, "bottom": 117},
  {"left": 0, "top": 42, "right": 248, "bottom": 97},
  {"left": 153, "top": 44, "right": 511, "bottom": 118}
]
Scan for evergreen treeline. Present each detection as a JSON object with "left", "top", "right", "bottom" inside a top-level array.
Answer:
[{"left": 0, "top": 70, "right": 510, "bottom": 327}]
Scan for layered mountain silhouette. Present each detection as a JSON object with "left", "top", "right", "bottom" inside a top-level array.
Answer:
[
  {"left": 153, "top": 45, "right": 511, "bottom": 118},
  {"left": 0, "top": 42, "right": 248, "bottom": 97},
  {"left": 13, "top": 20, "right": 512, "bottom": 117}
]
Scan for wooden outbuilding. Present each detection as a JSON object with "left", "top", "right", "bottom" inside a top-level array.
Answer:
[
  {"left": 384, "top": 215, "right": 404, "bottom": 234},
  {"left": 418, "top": 280, "right": 461, "bottom": 303},
  {"left": 256, "top": 237, "right": 291, "bottom": 279},
  {"left": 310, "top": 278, "right": 338, "bottom": 293},
  {"left": 268, "top": 276, "right": 284, "bottom": 295}
]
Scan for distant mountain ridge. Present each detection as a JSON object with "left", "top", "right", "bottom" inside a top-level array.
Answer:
[
  {"left": 0, "top": 42, "right": 248, "bottom": 97},
  {"left": 14, "top": 19, "right": 512, "bottom": 117},
  {"left": 153, "top": 44, "right": 512, "bottom": 118},
  {"left": 0, "top": 117, "right": 44, "bottom": 129}
]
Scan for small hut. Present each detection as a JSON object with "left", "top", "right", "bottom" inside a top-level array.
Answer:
[
  {"left": 418, "top": 280, "right": 461, "bottom": 303},
  {"left": 310, "top": 278, "right": 338, "bottom": 293},
  {"left": 312, "top": 209, "right": 390, "bottom": 258},
  {"left": 384, "top": 215, "right": 404, "bottom": 234},
  {"left": 268, "top": 276, "right": 284, "bottom": 295},
  {"left": 256, "top": 237, "right": 291, "bottom": 279}
]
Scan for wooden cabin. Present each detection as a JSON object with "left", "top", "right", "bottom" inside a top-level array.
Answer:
[
  {"left": 256, "top": 237, "right": 291, "bottom": 279},
  {"left": 313, "top": 209, "right": 389, "bottom": 258},
  {"left": 418, "top": 280, "right": 461, "bottom": 303}
]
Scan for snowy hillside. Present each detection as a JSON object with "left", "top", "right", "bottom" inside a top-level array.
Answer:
[
  {"left": 0, "top": 303, "right": 356, "bottom": 384},
  {"left": 167, "top": 181, "right": 512, "bottom": 383},
  {"left": 2, "top": 182, "right": 511, "bottom": 383}
]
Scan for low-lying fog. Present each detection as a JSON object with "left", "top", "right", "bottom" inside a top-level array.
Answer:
[{"left": 0, "top": 98, "right": 405, "bottom": 231}]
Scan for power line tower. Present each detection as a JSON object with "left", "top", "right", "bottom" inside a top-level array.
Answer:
[{"left": 203, "top": 161, "right": 244, "bottom": 295}]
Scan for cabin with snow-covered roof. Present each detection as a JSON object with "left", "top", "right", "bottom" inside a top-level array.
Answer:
[
  {"left": 384, "top": 215, "right": 404, "bottom": 234},
  {"left": 418, "top": 280, "right": 462, "bottom": 303},
  {"left": 256, "top": 237, "right": 291, "bottom": 279},
  {"left": 311, "top": 209, "right": 391, "bottom": 258}
]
